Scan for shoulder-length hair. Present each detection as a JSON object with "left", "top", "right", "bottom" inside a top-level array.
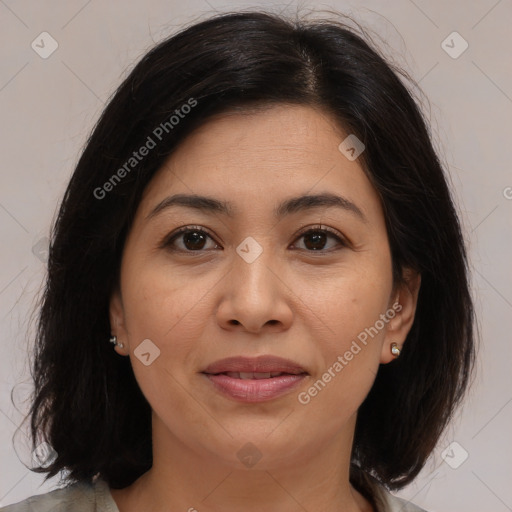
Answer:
[{"left": 24, "top": 10, "right": 475, "bottom": 493}]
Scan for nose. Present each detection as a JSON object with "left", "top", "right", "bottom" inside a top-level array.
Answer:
[{"left": 215, "top": 247, "right": 293, "bottom": 334}]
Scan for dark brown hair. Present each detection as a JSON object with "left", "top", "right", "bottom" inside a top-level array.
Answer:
[{"left": 20, "top": 9, "right": 475, "bottom": 494}]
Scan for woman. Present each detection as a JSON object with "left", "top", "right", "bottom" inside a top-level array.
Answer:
[{"left": 1, "top": 10, "right": 475, "bottom": 512}]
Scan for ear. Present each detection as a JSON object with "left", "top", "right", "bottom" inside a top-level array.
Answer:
[
  {"left": 109, "top": 287, "right": 129, "bottom": 356},
  {"left": 380, "top": 267, "right": 421, "bottom": 364}
]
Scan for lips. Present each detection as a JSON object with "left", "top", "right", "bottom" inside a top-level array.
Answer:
[
  {"left": 223, "top": 371, "right": 289, "bottom": 379},
  {"left": 201, "top": 355, "right": 308, "bottom": 402},
  {"left": 202, "top": 355, "right": 308, "bottom": 376}
]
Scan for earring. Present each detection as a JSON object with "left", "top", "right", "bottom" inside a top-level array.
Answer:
[
  {"left": 390, "top": 342, "right": 401, "bottom": 357},
  {"left": 109, "top": 335, "right": 124, "bottom": 349}
]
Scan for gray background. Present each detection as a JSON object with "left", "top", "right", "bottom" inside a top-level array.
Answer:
[{"left": 0, "top": 1, "right": 511, "bottom": 511}]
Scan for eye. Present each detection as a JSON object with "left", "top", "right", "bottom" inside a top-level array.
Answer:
[
  {"left": 291, "top": 225, "right": 347, "bottom": 252},
  {"left": 162, "top": 226, "right": 221, "bottom": 252},
  {"left": 161, "top": 224, "right": 347, "bottom": 253}
]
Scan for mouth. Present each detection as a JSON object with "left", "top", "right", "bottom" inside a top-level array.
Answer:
[
  {"left": 201, "top": 355, "right": 308, "bottom": 402},
  {"left": 202, "top": 354, "right": 308, "bottom": 375},
  {"left": 206, "top": 371, "right": 304, "bottom": 379}
]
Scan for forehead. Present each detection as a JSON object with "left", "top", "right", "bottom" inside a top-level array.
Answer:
[{"left": 138, "top": 104, "right": 383, "bottom": 224}]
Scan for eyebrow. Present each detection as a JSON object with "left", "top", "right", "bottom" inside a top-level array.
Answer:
[{"left": 146, "top": 192, "right": 367, "bottom": 223}]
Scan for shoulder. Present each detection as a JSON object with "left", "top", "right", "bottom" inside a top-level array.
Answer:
[
  {"left": 371, "top": 480, "right": 428, "bottom": 512},
  {"left": 0, "top": 478, "right": 118, "bottom": 512},
  {"left": 353, "top": 470, "right": 428, "bottom": 512}
]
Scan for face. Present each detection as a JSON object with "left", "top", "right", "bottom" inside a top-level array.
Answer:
[{"left": 110, "top": 104, "right": 420, "bottom": 471}]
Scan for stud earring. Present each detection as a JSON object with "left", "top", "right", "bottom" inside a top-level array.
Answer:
[
  {"left": 390, "top": 342, "right": 401, "bottom": 357},
  {"left": 109, "top": 335, "right": 124, "bottom": 349}
]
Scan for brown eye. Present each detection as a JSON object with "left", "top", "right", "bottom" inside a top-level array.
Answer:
[
  {"left": 303, "top": 231, "right": 328, "bottom": 250},
  {"left": 181, "top": 230, "right": 208, "bottom": 250},
  {"left": 292, "top": 227, "right": 346, "bottom": 252},
  {"left": 163, "top": 226, "right": 220, "bottom": 252}
]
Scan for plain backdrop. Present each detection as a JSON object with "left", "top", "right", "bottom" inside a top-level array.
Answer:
[{"left": 0, "top": 1, "right": 511, "bottom": 511}]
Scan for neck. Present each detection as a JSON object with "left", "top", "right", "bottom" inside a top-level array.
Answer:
[{"left": 110, "top": 412, "right": 373, "bottom": 512}]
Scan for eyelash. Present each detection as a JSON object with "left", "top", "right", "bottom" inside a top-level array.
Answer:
[{"left": 161, "top": 224, "right": 348, "bottom": 253}]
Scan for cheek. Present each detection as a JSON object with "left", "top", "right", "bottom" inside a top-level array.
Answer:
[
  {"left": 121, "top": 256, "right": 215, "bottom": 344},
  {"left": 294, "top": 257, "right": 392, "bottom": 413},
  {"left": 121, "top": 265, "right": 212, "bottom": 422},
  {"left": 118, "top": 267, "right": 212, "bottom": 417},
  {"left": 296, "top": 285, "right": 389, "bottom": 435},
  {"left": 300, "top": 256, "right": 393, "bottom": 347}
]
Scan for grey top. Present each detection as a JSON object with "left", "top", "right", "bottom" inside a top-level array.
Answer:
[{"left": 0, "top": 477, "right": 427, "bottom": 512}]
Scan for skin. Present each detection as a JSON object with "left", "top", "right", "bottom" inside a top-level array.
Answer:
[{"left": 109, "top": 104, "right": 421, "bottom": 512}]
